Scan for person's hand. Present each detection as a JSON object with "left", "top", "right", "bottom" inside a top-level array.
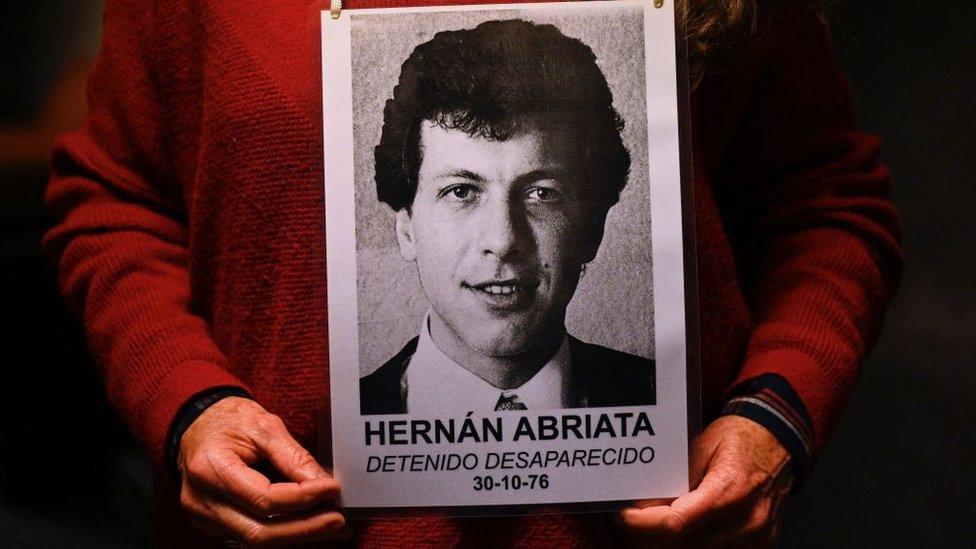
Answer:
[
  {"left": 178, "top": 396, "right": 345, "bottom": 547},
  {"left": 621, "top": 415, "right": 794, "bottom": 548}
]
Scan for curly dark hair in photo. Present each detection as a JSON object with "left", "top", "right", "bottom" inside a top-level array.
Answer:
[{"left": 375, "top": 19, "right": 631, "bottom": 225}]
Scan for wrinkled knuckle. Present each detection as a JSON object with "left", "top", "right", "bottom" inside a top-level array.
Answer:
[
  {"left": 664, "top": 511, "right": 690, "bottom": 537},
  {"left": 185, "top": 453, "right": 211, "bottom": 480},
  {"left": 249, "top": 491, "right": 273, "bottom": 516},
  {"left": 254, "top": 413, "right": 285, "bottom": 435},
  {"left": 243, "top": 524, "right": 269, "bottom": 546},
  {"left": 293, "top": 448, "right": 316, "bottom": 469},
  {"left": 253, "top": 415, "right": 273, "bottom": 434},
  {"left": 713, "top": 469, "right": 739, "bottom": 491},
  {"left": 179, "top": 489, "right": 196, "bottom": 513}
]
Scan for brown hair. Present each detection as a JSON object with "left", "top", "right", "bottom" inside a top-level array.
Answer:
[{"left": 680, "top": 0, "right": 829, "bottom": 86}]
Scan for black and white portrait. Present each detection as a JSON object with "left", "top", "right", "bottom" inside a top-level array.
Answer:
[
  {"left": 348, "top": 9, "right": 656, "bottom": 415},
  {"left": 323, "top": 0, "right": 690, "bottom": 510}
]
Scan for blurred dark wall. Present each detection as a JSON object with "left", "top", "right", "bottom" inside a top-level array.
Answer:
[
  {"left": 0, "top": 1, "right": 102, "bottom": 122},
  {"left": 0, "top": 2, "right": 153, "bottom": 548},
  {"left": 1, "top": 0, "right": 973, "bottom": 547}
]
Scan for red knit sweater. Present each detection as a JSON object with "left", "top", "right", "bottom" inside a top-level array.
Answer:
[{"left": 43, "top": 0, "right": 901, "bottom": 546}]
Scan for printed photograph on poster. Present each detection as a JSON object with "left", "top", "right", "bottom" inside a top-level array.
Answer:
[{"left": 322, "top": 0, "right": 693, "bottom": 513}]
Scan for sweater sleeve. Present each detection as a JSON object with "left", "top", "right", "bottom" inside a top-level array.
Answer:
[
  {"left": 713, "top": 20, "right": 903, "bottom": 454},
  {"left": 42, "top": 0, "right": 250, "bottom": 469}
]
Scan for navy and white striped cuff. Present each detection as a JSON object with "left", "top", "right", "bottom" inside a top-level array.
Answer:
[{"left": 722, "top": 374, "right": 815, "bottom": 491}]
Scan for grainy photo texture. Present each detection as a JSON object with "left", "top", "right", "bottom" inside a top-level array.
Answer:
[{"left": 351, "top": 7, "right": 655, "bottom": 415}]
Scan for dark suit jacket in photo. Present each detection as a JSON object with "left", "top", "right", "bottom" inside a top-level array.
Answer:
[{"left": 359, "top": 335, "right": 656, "bottom": 414}]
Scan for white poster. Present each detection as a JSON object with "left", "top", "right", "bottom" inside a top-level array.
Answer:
[{"left": 322, "top": 0, "right": 692, "bottom": 513}]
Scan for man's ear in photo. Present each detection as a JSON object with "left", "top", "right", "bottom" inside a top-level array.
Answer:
[{"left": 395, "top": 208, "right": 418, "bottom": 262}]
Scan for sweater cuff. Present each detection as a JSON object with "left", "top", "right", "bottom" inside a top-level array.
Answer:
[
  {"left": 141, "top": 360, "right": 250, "bottom": 471},
  {"left": 721, "top": 374, "right": 815, "bottom": 491},
  {"left": 166, "top": 386, "right": 251, "bottom": 482}
]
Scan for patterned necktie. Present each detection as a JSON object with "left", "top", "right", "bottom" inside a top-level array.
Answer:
[{"left": 494, "top": 393, "right": 528, "bottom": 411}]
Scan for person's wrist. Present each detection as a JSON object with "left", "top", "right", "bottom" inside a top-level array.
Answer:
[
  {"left": 721, "top": 374, "right": 814, "bottom": 492},
  {"left": 166, "top": 386, "right": 251, "bottom": 482}
]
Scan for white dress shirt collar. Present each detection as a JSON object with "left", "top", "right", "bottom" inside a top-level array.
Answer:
[{"left": 405, "top": 312, "right": 573, "bottom": 414}]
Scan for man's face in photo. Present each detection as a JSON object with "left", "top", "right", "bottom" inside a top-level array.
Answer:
[{"left": 395, "top": 119, "right": 602, "bottom": 359}]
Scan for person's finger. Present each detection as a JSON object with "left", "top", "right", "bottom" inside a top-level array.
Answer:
[
  {"left": 185, "top": 488, "right": 346, "bottom": 548},
  {"left": 629, "top": 497, "right": 674, "bottom": 509},
  {"left": 219, "top": 502, "right": 346, "bottom": 548},
  {"left": 681, "top": 494, "right": 779, "bottom": 549},
  {"left": 188, "top": 446, "right": 339, "bottom": 517},
  {"left": 181, "top": 487, "right": 228, "bottom": 537},
  {"left": 251, "top": 413, "right": 330, "bottom": 482},
  {"left": 720, "top": 498, "right": 779, "bottom": 549},
  {"left": 621, "top": 465, "right": 740, "bottom": 535}
]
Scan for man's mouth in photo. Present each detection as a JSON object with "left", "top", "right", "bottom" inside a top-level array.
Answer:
[{"left": 462, "top": 278, "right": 539, "bottom": 310}]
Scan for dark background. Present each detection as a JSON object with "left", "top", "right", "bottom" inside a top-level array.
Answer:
[{"left": 1, "top": 1, "right": 973, "bottom": 546}]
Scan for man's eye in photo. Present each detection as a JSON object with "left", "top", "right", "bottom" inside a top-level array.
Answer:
[
  {"left": 526, "top": 187, "right": 561, "bottom": 203},
  {"left": 441, "top": 185, "right": 477, "bottom": 201}
]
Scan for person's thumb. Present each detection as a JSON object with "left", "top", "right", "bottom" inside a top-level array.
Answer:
[{"left": 254, "top": 414, "right": 330, "bottom": 482}]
